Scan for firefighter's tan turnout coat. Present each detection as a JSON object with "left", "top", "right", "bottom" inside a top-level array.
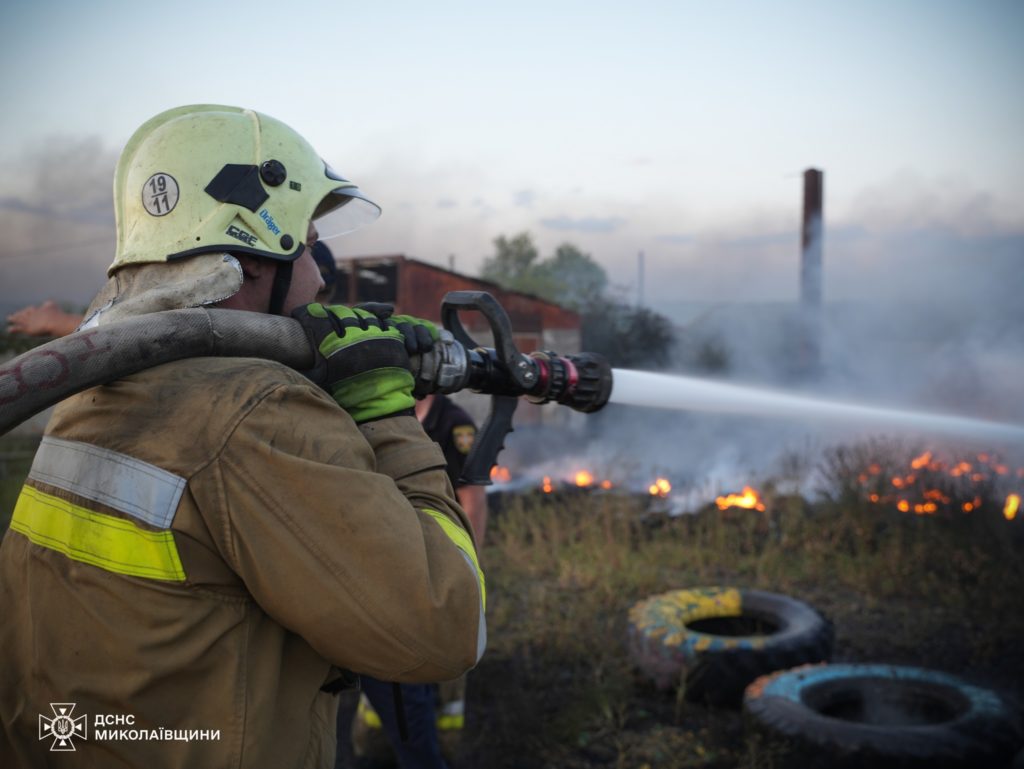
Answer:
[{"left": 0, "top": 357, "right": 485, "bottom": 768}]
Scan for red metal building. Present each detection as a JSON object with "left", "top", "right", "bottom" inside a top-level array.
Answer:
[{"left": 332, "top": 255, "right": 581, "bottom": 356}]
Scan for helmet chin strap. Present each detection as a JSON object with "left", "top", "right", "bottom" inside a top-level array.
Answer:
[{"left": 267, "top": 260, "right": 294, "bottom": 316}]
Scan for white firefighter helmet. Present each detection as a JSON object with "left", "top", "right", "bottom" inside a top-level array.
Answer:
[{"left": 110, "top": 104, "right": 379, "bottom": 274}]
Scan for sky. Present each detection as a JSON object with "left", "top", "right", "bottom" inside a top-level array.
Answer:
[{"left": 0, "top": 0, "right": 1022, "bottom": 319}]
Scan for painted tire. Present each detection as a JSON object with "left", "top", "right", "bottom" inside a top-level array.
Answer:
[
  {"left": 627, "top": 587, "right": 833, "bottom": 707},
  {"left": 744, "top": 663, "right": 1023, "bottom": 769}
]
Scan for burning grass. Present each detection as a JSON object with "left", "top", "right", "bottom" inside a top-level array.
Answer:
[{"left": 459, "top": 439, "right": 1024, "bottom": 768}]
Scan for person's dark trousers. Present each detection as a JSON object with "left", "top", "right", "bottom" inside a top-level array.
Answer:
[{"left": 361, "top": 675, "right": 449, "bottom": 769}]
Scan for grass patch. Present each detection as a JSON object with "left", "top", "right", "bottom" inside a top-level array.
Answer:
[{"left": 462, "top": 447, "right": 1024, "bottom": 768}]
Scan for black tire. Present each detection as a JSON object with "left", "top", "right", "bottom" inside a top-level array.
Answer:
[
  {"left": 744, "top": 663, "right": 1023, "bottom": 769},
  {"left": 627, "top": 587, "right": 833, "bottom": 707}
]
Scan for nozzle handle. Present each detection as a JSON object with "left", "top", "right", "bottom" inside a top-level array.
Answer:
[
  {"left": 441, "top": 290, "right": 537, "bottom": 485},
  {"left": 440, "top": 291, "right": 534, "bottom": 390}
]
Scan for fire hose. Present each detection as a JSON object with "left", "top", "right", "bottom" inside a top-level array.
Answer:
[{"left": 0, "top": 291, "right": 612, "bottom": 483}]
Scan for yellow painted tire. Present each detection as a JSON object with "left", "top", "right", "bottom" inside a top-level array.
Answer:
[{"left": 627, "top": 587, "right": 833, "bottom": 707}]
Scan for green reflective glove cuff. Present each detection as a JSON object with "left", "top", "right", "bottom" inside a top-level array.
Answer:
[{"left": 330, "top": 368, "right": 417, "bottom": 423}]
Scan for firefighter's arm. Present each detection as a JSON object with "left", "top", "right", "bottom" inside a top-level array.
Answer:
[{"left": 198, "top": 381, "right": 485, "bottom": 683}]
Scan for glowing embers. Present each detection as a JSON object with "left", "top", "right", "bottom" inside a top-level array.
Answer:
[
  {"left": 488, "top": 464, "right": 629, "bottom": 495},
  {"left": 857, "top": 449, "right": 1023, "bottom": 519}
]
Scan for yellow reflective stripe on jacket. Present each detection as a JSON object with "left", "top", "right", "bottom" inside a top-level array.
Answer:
[
  {"left": 423, "top": 507, "right": 487, "bottom": 663},
  {"left": 422, "top": 508, "right": 485, "bottom": 609},
  {"left": 10, "top": 485, "right": 186, "bottom": 582}
]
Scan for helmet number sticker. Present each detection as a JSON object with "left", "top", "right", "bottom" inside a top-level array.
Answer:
[{"left": 142, "top": 173, "right": 179, "bottom": 216}]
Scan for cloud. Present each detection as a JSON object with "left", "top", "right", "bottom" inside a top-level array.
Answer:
[
  {"left": 714, "top": 231, "right": 796, "bottom": 248},
  {"left": 655, "top": 233, "right": 695, "bottom": 245},
  {"left": 846, "top": 169, "right": 1021, "bottom": 235},
  {"left": 540, "top": 215, "right": 627, "bottom": 234},
  {"left": 513, "top": 189, "right": 536, "bottom": 207},
  {"left": 436, "top": 198, "right": 457, "bottom": 209}
]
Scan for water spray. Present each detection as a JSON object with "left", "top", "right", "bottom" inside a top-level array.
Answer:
[{"left": 609, "top": 369, "right": 1024, "bottom": 444}]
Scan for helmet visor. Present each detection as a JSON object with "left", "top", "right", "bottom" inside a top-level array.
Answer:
[{"left": 315, "top": 184, "right": 381, "bottom": 242}]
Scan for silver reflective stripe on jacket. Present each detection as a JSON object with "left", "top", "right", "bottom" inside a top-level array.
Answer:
[{"left": 29, "top": 436, "right": 185, "bottom": 528}]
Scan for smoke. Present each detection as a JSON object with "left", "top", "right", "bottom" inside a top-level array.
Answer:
[
  {"left": 492, "top": 178, "right": 1024, "bottom": 506},
  {"left": 0, "top": 136, "right": 116, "bottom": 318}
]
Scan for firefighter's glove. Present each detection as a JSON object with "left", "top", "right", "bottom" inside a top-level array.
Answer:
[
  {"left": 389, "top": 314, "right": 440, "bottom": 356},
  {"left": 354, "top": 303, "right": 439, "bottom": 356},
  {"left": 292, "top": 303, "right": 415, "bottom": 423}
]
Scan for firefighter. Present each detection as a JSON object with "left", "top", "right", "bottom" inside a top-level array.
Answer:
[{"left": 0, "top": 105, "right": 485, "bottom": 769}]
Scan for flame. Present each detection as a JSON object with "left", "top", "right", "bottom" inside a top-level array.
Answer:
[
  {"left": 716, "top": 486, "right": 765, "bottom": 512},
  {"left": 574, "top": 470, "right": 594, "bottom": 488},
  {"left": 648, "top": 478, "right": 671, "bottom": 497},
  {"left": 1006, "top": 494, "right": 1020, "bottom": 521},
  {"left": 490, "top": 465, "right": 511, "bottom": 483},
  {"left": 541, "top": 476, "right": 553, "bottom": 494},
  {"left": 897, "top": 500, "right": 910, "bottom": 513},
  {"left": 600, "top": 480, "right": 614, "bottom": 490}
]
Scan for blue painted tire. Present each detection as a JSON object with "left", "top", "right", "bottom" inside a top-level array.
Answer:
[
  {"left": 744, "top": 663, "right": 1023, "bottom": 768},
  {"left": 627, "top": 587, "right": 833, "bottom": 707}
]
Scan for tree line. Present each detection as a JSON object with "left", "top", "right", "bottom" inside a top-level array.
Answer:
[{"left": 480, "top": 232, "right": 674, "bottom": 369}]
